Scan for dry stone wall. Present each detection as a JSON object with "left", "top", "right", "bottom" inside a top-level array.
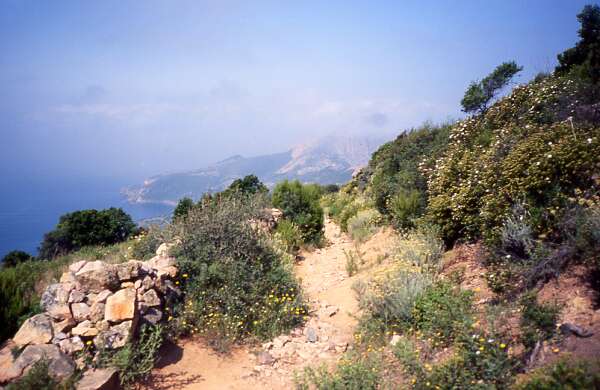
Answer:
[{"left": 0, "top": 244, "right": 179, "bottom": 388}]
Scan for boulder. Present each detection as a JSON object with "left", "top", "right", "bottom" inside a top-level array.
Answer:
[
  {"left": 76, "top": 368, "right": 120, "bottom": 390},
  {"left": 89, "top": 302, "right": 105, "bottom": 323},
  {"left": 155, "top": 243, "right": 174, "bottom": 258},
  {"left": 69, "top": 289, "right": 86, "bottom": 303},
  {"left": 69, "top": 260, "right": 88, "bottom": 274},
  {"left": 94, "top": 290, "right": 113, "bottom": 304},
  {"left": 71, "top": 303, "right": 91, "bottom": 322},
  {"left": 60, "top": 272, "right": 77, "bottom": 284},
  {"left": 115, "top": 261, "right": 143, "bottom": 281},
  {"left": 53, "top": 317, "right": 76, "bottom": 334},
  {"left": 94, "top": 321, "right": 133, "bottom": 349},
  {"left": 5, "top": 344, "right": 75, "bottom": 382},
  {"left": 47, "top": 304, "right": 72, "bottom": 321},
  {"left": 13, "top": 314, "right": 53, "bottom": 347},
  {"left": 141, "top": 289, "right": 161, "bottom": 307},
  {"left": 51, "top": 332, "right": 68, "bottom": 344},
  {"left": 75, "top": 261, "right": 119, "bottom": 292},
  {"left": 0, "top": 340, "right": 17, "bottom": 383},
  {"left": 42, "top": 283, "right": 73, "bottom": 320},
  {"left": 105, "top": 288, "right": 137, "bottom": 322},
  {"left": 71, "top": 321, "right": 99, "bottom": 337},
  {"left": 59, "top": 337, "right": 84, "bottom": 355}
]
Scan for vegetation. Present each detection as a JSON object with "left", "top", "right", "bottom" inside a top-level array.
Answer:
[
  {"left": 556, "top": 4, "right": 600, "bottom": 83},
  {"left": 295, "top": 354, "right": 382, "bottom": 390},
  {"left": 38, "top": 208, "right": 137, "bottom": 259},
  {"left": 461, "top": 61, "right": 523, "bottom": 114},
  {"left": 272, "top": 180, "right": 324, "bottom": 244},
  {"left": 1, "top": 250, "right": 34, "bottom": 268},
  {"left": 97, "top": 324, "right": 164, "bottom": 388},
  {"left": 4, "top": 358, "right": 76, "bottom": 390},
  {"left": 515, "top": 359, "right": 600, "bottom": 389},
  {"left": 519, "top": 292, "right": 561, "bottom": 349},
  {"left": 144, "top": 193, "right": 306, "bottom": 351},
  {"left": 223, "top": 174, "right": 268, "bottom": 197},
  {"left": 173, "top": 197, "right": 194, "bottom": 220}
]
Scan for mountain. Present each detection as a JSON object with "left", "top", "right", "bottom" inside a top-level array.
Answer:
[{"left": 123, "top": 135, "right": 389, "bottom": 205}]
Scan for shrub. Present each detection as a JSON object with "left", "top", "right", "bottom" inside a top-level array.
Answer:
[
  {"left": 388, "top": 188, "right": 423, "bottom": 228},
  {"left": 515, "top": 359, "right": 600, "bottom": 389},
  {"left": 130, "top": 226, "right": 168, "bottom": 260},
  {"left": 1, "top": 250, "right": 34, "bottom": 268},
  {"left": 274, "top": 219, "right": 303, "bottom": 253},
  {"left": 347, "top": 209, "right": 381, "bottom": 243},
  {"left": 154, "top": 194, "right": 306, "bottom": 350},
  {"left": 97, "top": 324, "right": 164, "bottom": 387},
  {"left": 173, "top": 197, "right": 194, "bottom": 220},
  {"left": 519, "top": 292, "right": 561, "bottom": 349},
  {"left": 222, "top": 174, "right": 268, "bottom": 197},
  {"left": 272, "top": 180, "right": 324, "bottom": 244},
  {"left": 38, "top": 208, "right": 137, "bottom": 259},
  {"left": 4, "top": 358, "right": 77, "bottom": 390},
  {"left": 395, "top": 331, "right": 517, "bottom": 389},
  {"left": 295, "top": 354, "right": 381, "bottom": 390},
  {"left": 344, "top": 249, "right": 361, "bottom": 276},
  {"left": 411, "top": 281, "right": 474, "bottom": 346}
]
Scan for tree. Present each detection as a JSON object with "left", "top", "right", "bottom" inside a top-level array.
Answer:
[
  {"left": 461, "top": 61, "right": 523, "bottom": 114},
  {"left": 224, "top": 175, "right": 268, "bottom": 197},
  {"left": 38, "top": 208, "right": 137, "bottom": 259},
  {"left": 272, "top": 180, "right": 324, "bottom": 243},
  {"left": 1, "top": 250, "right": 33, "bottom": 268},
  {"left": 556, "top": 4, "right": 600, "bottom": 83},
  {"left": 173, "top": 197, "right": 194, "bottom": 220}
]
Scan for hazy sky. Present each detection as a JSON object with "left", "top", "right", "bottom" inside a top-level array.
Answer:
[{"left": 0, "top": 0, "right": 590, "bottom": 181}]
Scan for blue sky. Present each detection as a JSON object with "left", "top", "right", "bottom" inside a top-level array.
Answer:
[{"left": 0, "top": 0, "right": 591, "bottom": 180}]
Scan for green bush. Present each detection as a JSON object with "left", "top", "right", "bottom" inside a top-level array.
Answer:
[
  {"left": 295, "top": 354, "right": 381, "bottom": 390},
  {"left": 515, "top": 359, "right": 600, "bottom": 390},
  {"left": 156, "top": 194, "right": 306, "bottom": 351},
  {"left": 347, "top": 209, "right": 381, "bottom": 243},
  {"left": 4, "top": 358, "right": 77, "bottom": 390},
  {"left": 38, "top": 208, "right": 137, "bottom": 259},
  {"left": 97, "top": 324, "right": 164, "bottom": 387},
  {"left": 274, "top": 219, "right": 303, "bottom": 253},
  {"left": 395, "top": 331, "right": 516, "bottom": 389},
  {"left": 173, "top": 197, "right": 194, "bottom": 220},
  {"left": 272, "top": 180, "right": 324, "bottom": 244},
  {"left": 519, "top": 292, "right": 561, "bottom": 349},
  {"left": 1, "top": 250, "right": 34, "bottom": 268}
]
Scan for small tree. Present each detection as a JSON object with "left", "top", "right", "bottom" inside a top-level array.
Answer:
[
  {"left": 1, "top": 250, "right": 33, "bottom": 268},
  {"left": 556, "top": 4, "right": 600, "bottom": 83},
  {"left": 173, "top": 197, "right": 194, "bottom": 220},
  {"left": 461, "top": 61, "right": 523, "bottom": 114},
  {"left": 224, "top": 175, "right": 268, "bottom": 197}
]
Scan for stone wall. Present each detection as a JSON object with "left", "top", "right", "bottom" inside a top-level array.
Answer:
[{"left": 0, "top": 244, "right": 179, "bottom": 388}]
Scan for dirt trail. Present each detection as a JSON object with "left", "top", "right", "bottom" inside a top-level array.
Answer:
[{"left": 146, "top": 218, "right": 370, "bottom": 390}]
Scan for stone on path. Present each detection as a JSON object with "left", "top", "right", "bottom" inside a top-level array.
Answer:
[{"left": 76, "top": 368, "right": 120, "bottom": 390}]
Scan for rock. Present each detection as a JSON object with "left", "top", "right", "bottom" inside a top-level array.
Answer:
[
  {"left": 41, "top": 283, "right": 72, "bottom": 314},
  {"left": 59, "top": 337, "right": 84, "bottom": 355},
  {"left": 69, "top": 260, "right": 88, "bottom": 274},
  {"left": 257, "top": 351, "right": 275, "bottom": 365},
  {"left": 134, "top": 280, "right": 142, "bottom": 289},
  {"left": 115, "top": 261, "right": 143, "bottom": 281},
  {"left": 8, "top": 344, "right": 75, "bottom": 382},
  {"left": 96, "top": 320, "right": 110, "bottom": 332},
  {"left": 141, "top": 276, "right": 154, "bottom": 290},
  {"left": 53, "top": 317, "right": 76, "bottom": 334},
  {"left": 71, "top": 303, "right": 91, "bottom": 321},
  {"left": 560, "top": 323, "right": 594, "bottom": 338},
  {"left": 390, "top": 335, "right": 402, "bottom": 346},
  {"left": 120, "top": 282, "right": 135, "bottom": 289},
  {"left": 75, "top": 261, "right": 119, "bottom": 292},
  {"left": 155, "top": 243, "right": 174, "bottom": 258},
  {"left": 52, "top": 332, "right": 68, "bottom": 344},
  {"left": 141, "top": 289, "right": 161, "bottom": 307},
  {"left": 0, "top": 340, "right": 17, "bottom": 383},
  {"left": 105, "top": 288, "right": 137, "bottom": 322},
  {"left": 142, "top": 308, "right": 163, "bottom": 325},
  {"left": 47, "top": 304, "right": 72, "bottom": 321},
  {"left": 13, "top": 314, "right": 53, "bottom": 347},
  {"left": 305, "top": 327, "right": 318, "bottom": 343},
  {"left": 89, "top": 302, "right": 105, "bottom": 323},
  {"left": 94, "top": 321, "right": 133, "bottom": 349},
  {"left": 69, "top": 289, "right": 86, "bottom": 303},
  {"left": 76, "top": 368, "right": 120, "bottom": 390},
  {"left": 94, "top": 290, "right": 113, "bottom": 304},
  {"left": 324, "top": 306, "right": 339, "bottom": 317},
  {"left": 71, "top": 321, "right": 99, "bottom": 337},
  {"left": 60, "top": 272, "right": 77, "bottom": 284}
]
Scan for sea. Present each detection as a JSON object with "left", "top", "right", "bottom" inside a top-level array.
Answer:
[{"left": 0, "top": 176, "right": 173, "bottom": 259}]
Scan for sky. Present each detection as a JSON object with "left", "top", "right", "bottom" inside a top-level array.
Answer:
[{"left": 0, "top": 0, "right": 591, "bottom": 182}]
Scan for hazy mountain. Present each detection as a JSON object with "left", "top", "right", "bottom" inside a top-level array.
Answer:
[{"left": 123, "top": 135, "right": 389, "bottom": 205}]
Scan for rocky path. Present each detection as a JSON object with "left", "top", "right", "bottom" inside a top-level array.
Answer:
[{"left": 146, "top": 218, "right": 361, "bottom": 390}]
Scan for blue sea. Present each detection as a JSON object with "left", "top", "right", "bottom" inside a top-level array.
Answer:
[{"left": 0, "top": 176, "right": 172, "bottom": 259}]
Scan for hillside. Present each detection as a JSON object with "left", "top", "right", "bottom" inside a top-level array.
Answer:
[{"left": 124, "top": 135, "right": 388, "bottom": 205}]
